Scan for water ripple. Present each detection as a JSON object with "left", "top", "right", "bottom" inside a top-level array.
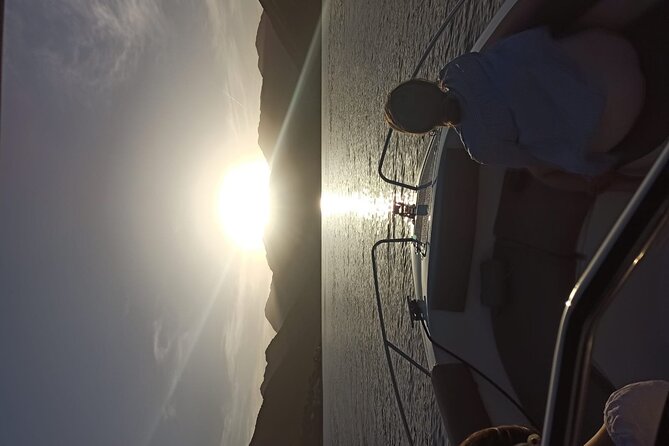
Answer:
[{"left": 323, "top": 1, "right": 504, "bottom": 444}]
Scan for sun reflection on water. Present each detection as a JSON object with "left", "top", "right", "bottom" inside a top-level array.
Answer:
[{"left": 321, "top": 191, "right": 417, "bottom": 220}]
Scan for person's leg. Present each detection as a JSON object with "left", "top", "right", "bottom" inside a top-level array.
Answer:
[{"left": 558, "top": 30, "right": 644, "bottom": 154}]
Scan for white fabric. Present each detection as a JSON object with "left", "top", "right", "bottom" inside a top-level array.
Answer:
[
  {"left": 604, "top": 380, "right": 669, "bottom": 446},
  {"left": 439, "top": 27, "right": 614, "bottom": 175}
]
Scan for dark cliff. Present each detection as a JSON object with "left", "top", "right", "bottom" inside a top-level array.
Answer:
[
  {"left": 258, "top": 0, "right": 321, "bottom": 67},
  {"left": 256, "top": 5, "right": 320, "bottom": 332},
  {"left": 250, "top": 1, "right": 322, "bottom": 445}
]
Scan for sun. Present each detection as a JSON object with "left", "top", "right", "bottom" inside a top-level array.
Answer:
[{"left": 218, "top": 159, "right": 270, "bottom": 252}]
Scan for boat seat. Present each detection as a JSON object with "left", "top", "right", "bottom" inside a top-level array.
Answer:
[
  {"left": 487, "top": 171, "right": 593, "bottom": 426},
  {"left": 480, "top": 258, "right": 508, "bottom": 310},
  {"left": 493, "top": 170, "right": 592, "bottom": 256},
  {"left": 431, "top": 363, "right": 492, "bottom": 445}
]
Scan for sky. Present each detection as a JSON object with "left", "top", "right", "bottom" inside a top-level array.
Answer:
[{"left": 0, "top": 1, "right": 273, "bottom": 445}]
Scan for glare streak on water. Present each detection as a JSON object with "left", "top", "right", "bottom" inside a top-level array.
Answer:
[
  {"left": 321, "top": 191, "right": 396, "bottom": 219},
  {"left": 323, "top": 1, "right": 504, "bottom": 445}
]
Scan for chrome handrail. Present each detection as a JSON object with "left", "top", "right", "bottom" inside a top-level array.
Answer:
[
  {"left": 371, "top": 238, "right": 429, "bottom": 446},
  {"left": 542, "top": 141, "right": 669, "bottom": 445},
  {"left": 379, "top": 129, "right": 442, "bottom": 191}
]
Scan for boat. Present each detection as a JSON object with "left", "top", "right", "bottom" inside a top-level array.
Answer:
[{"left": 372, "top": 0, "right": 669, "bottom": 444}]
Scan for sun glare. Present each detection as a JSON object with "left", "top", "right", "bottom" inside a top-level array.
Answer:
[
  {"left": 218, "top": 159, "right": 270, "bottom": 252},
  {"left": 320, "top": 191, "right": 395, "bottom": 219}
]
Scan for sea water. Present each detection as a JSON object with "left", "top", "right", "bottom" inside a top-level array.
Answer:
[{"left": 322, "top": 0, "right": 504, "bottom": 445}]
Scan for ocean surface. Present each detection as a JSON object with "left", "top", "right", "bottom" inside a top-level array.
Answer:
[{"left": 322, "top": 1, "right": 504, "bottom": 445}]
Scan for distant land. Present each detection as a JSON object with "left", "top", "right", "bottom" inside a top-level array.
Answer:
[{"left": 250, "top": 0, "right": 322, "bottom": 445}]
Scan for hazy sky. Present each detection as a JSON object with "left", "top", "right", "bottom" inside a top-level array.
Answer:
[{"left": 0, "top": 1, "right": 273, "bottom": 445}]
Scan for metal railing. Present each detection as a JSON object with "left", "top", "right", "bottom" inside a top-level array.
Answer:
[
  {"left": 371, "top": 237, "right": 429, "bottom": 446},
  {"left": 542, "top": 140, "right": 669, "bottom": 445},
  {"left": 371, "top": 2, "right": 473, "bottom": 444},
  {"left": 377, "top": 0, "right": 470, "bottom": 191}
]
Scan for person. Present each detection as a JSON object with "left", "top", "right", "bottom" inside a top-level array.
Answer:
[
  {"left": 586, "top": 380, "right": 669, "bottom": 446},
  {"left": 457, "top": 425, "right": 540, "bottom": 446},
  {"left": 459, "top": 380, "right": 669, "bottom": 446},
  {"left": 384, "top": 26, "right": 644, "bottom": 178}
]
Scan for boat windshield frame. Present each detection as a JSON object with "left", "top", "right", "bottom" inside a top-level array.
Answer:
[{"left": 542, "top": 140, "right": 669, "bottom": 446}]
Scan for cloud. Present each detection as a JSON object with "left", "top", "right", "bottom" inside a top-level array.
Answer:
[
  {"left": 149, "top": 315, "right": 196, "bottom": 434},
  {"left": 152, "top": 319, "right": 173, "bottom": 364},
  {"left": 161, "top": 401, "right": 177, "bottom": 421},
  {"left": 6, "top": 2, "right": 268, "bottom": 445},
  {"left": 8, "top": 0, "right": 166, "bottom": 100}
]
